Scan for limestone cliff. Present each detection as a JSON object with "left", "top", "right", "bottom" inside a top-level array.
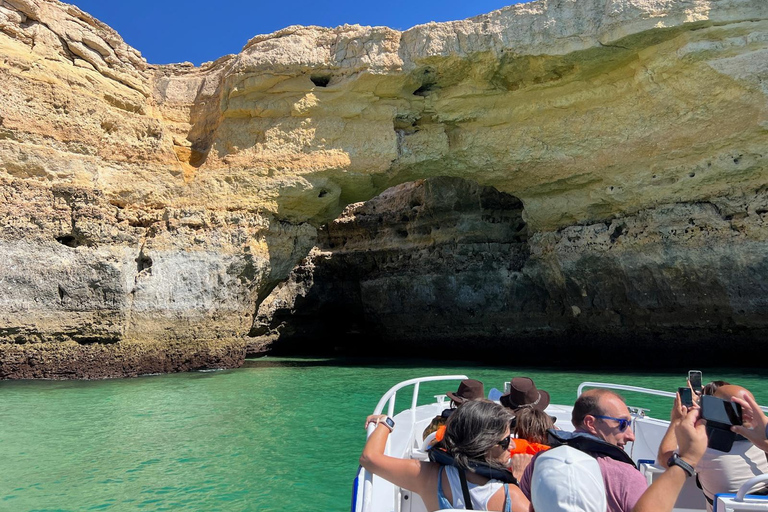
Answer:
[
  {"left": 1, "top": 0, "right": 767, "bottom": 377},
  {"left": 257, "top": 177, "right": 768, "bottom": 365}
]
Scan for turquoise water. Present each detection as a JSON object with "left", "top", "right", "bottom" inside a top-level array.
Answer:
[{"left": 1, "top": 358, "right": 767, "bottom": 511}]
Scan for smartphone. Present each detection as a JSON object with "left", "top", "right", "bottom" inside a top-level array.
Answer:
[
  {"left": 688, "top": 370, "right": 703, "bottom": 394},
  {"left": 678, "top": 387, "right": 693, "bottom": 408},
  {"left": 700, "top": 394, "right": 743, "bottom": 428}
]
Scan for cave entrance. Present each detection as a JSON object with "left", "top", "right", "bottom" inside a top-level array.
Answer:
[{"left": 248, "top": 176, "right": 530, "bottom": 358}]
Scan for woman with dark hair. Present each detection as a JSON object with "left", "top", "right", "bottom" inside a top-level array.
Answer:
[{"left": 360, "top": 399, "right": 529, "bottom": 512}]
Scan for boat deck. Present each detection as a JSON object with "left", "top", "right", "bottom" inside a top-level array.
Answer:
[{"left": 352, "top": 376, "right": 768, "bottom": 512}]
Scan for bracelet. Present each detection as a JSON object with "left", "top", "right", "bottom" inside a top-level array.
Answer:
[{"left": 764, "top": 423, "right": 768, "bottom": 440}]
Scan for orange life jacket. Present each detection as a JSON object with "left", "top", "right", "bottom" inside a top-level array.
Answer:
[
  {"left": 434, "top": 425, "right": 447, "bottom": 442},
  {"left": 434, "top": 427, "right": 548, "bottom": 455},
  {"left": 509, "top": 438, "right": 550, "bottom": 455}
]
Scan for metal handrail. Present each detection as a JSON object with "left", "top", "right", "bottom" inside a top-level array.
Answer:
[
  {"left": 577, "top": 382, "right": 768, "bottom": 413},
  {"left": 736, "top": 474, "right": 768, "bottom": 501},
  {"left": 577, "top": 382, "right": 677, "bottom": 399},
  {"left": 359, "top": 375, "right": 468, "bottom": 512}
]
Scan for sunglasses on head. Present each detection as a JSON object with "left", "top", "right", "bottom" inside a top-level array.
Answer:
[
  {"left": 594, "top": 415, "right": 631, "bottom": 432},
  {"left": 497, "top": 435, "right": 512, "bottom": 450}
]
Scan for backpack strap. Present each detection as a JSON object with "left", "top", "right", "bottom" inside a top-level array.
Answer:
[{"left": 458, "top": 468, "right": 474, "bottom": 510}]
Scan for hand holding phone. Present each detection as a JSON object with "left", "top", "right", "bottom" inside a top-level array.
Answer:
[
  {"left": 688, "top": 370, "right": 703, "bottom": 395},
  {"left": 678, "top": 387, "right": 694, "bottom": 408}
]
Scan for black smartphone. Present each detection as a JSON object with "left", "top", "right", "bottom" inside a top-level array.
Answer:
[
  {"left": 688, "top": 370, "right": 703, "bottom": 394},
  {"left": 700, "top": 395, "right": 743, "bottom": 429},
  {"left": 678, "top": 387, "right": 693, "bottom": 408}
]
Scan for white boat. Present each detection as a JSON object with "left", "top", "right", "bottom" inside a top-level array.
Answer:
[{"left": 352, "top": 375, "right": 768, "bottom": 512}]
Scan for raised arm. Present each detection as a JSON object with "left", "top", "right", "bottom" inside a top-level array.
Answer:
[
  {"left": 633, "top": 407, "right": 707, "bottom": 512},
  {"left": 657, "top": 391, "right": 686, "bottom": 465},
  {"left": 359, "top": 414, "right": 436, "bottom": 497}
]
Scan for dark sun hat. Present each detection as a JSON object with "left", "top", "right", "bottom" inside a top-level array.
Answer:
[
  {"left": 500, "top": 377, "right": 550, "bottom": 411},
  {"left": 446, "top": 379, "right": 485, "bottom": 404}
]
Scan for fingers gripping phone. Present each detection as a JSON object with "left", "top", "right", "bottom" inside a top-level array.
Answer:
[
  {"left": 678, "top": 387, "right": 693, "bottom": 408},
  {"left": 688, "top": 370, "right": 703, "bottom": 395}
]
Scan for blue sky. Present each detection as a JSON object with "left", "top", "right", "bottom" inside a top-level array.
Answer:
[{"left": 68, "top": 1, "right": 526, "bottom": 65}]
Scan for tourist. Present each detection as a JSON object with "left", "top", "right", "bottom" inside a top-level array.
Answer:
[
  {"left": 530, "top": 445, "right": 607, "bottom": 512},
  {"left": 499, "top": 377, "right": 550, "bottom": 415},
  {"left": 508, "top": 408, "right": 552, "bottom": 481},
  {"left": 519, "top": 389, "right": 647, "bottom": 512},
  {"left": 528, "top": 395, "right": 709, "bottom": 512},
  {"left": 498, "top": 378, "right": 553, "bottom": 481},
  {"left": 512, "top": 408, "right": 553, "bottom": 450},
  {"left": 633, "top": 405, "right": 709, "bottom": 512},
  {"left": 361, "top": 399, "right": 529, "bottom": 512},
  {"left": 731, "top": 390, "right": 768, "bottom": 454},
  {"left": 659, "top": 384, "right": 768, "bottom": 510},
  {"left": 702, "top": 380, "right": 730, "bottom": 397},
  {"left": 423, "top": 378, "right": 485, "bottom": 441}
]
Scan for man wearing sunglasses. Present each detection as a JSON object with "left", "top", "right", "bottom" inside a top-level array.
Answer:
[{"left": 519, "top": 389, "right": 648, "bottom": 512}]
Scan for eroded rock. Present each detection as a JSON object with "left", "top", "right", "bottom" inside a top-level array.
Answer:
[{"left": 1, "top": 0, "right": 768, "bottom": 376}]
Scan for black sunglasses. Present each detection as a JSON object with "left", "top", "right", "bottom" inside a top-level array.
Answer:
[
  {"left": 594, "top": 415, "right": 631, "bottom": 432},
  {"left": 497, "top": 435, "right": 512, "bottom": 450}
]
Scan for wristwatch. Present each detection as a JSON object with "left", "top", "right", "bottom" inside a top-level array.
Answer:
[
  {"left": 379, "top": 416, "right": 395, "bottom": 432},
  {"left": 667, "top": 453, "right": 695, "bottom": 477}
]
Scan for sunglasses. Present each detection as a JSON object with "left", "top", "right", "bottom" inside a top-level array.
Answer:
[
  {"left": 594, "top": 415, "right": 631, "bottom": 432},
  {"left": 497, "top": 435, "right": 512, "bottom": 450}
]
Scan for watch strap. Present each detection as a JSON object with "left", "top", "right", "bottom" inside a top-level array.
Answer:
[
  {"left": 668, "top": 453, "right": 695, "bottom": 477},
  {"left": 379, "top": 416, "right": 395, "bottom": 431}
]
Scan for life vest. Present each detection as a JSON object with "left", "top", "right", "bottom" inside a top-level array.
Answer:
[
  {"left": 435, "top": 426, "right": 548, "bottom": 455},
  {"left": 546, "top": 429, "right": 637, "bottom": 468},
  {"left": 428, "top": 446, "right": 518, "bottom": 484},
  {"left": 509, "top": 438, "right": 549, "bottom": 455}
]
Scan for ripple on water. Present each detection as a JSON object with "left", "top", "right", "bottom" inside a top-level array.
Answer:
[{"left": 1, "top": 358, "right": 767, "bottom": 511}]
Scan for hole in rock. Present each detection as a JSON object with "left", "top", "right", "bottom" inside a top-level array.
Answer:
[
  {"left": 55, "top": 234, "right": 86, "bottom": 248},
  {"left": 136, "top": 254, "right": 153, "bottom": 272},
  {"left": 310, "top": 74, "right": 331, "bottom": 87}
]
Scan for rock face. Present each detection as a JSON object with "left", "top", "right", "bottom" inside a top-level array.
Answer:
[
  {"left": 258, "top": 178, "right": 768, "bottom": 365},
  {"left": 253, "top": 177, "right": 529, "bottom": 353},
  {"left": 1, "top": 0, "right": 768, "bottom": 376}
]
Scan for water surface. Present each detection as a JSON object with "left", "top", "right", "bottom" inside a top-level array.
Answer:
[{"left": 2, "top": 358, "right": 766, "bottom": 511}]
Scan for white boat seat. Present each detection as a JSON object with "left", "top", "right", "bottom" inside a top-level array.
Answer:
[{"left": 715, "top": 473, "right": 768, "bottom": 512}]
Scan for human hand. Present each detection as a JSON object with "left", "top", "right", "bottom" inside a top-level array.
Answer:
[
  {"left": 670, "top": 391, "right": 686, "bottom": 424},
  {"left": 510, "top": 453, "right": 533, "bottom": 481},
  {"left": 731, "top": 391, "right": 768, "bottom": 454},
  {"left": 675, "top": 407, "right": 707, "bottom": 467},
  {"left": 365, "top": 414, "right": 388, "bottom": 429}
]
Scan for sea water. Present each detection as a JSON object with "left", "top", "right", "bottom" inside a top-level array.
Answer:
[{"left": 1, "top": 357, "right": 767, "bottom": 511}]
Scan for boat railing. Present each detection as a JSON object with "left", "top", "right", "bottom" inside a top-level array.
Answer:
[
  {"left": 358, "top": 375, "right": 468, "bottom": 512},
  {"left": 577, "top": 382, "right": 677, "bottom": 400},
  {"left": 577, "top": 382, "right": 768, "bottom": 413}
]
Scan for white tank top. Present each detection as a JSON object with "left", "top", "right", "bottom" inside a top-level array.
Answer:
[{"left": 442, "top": 465, "right": 506, "bottom": 509}]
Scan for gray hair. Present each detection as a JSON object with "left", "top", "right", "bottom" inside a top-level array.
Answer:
[{"left": 440, "top": 399, "right": 513, "bottom": 470}]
